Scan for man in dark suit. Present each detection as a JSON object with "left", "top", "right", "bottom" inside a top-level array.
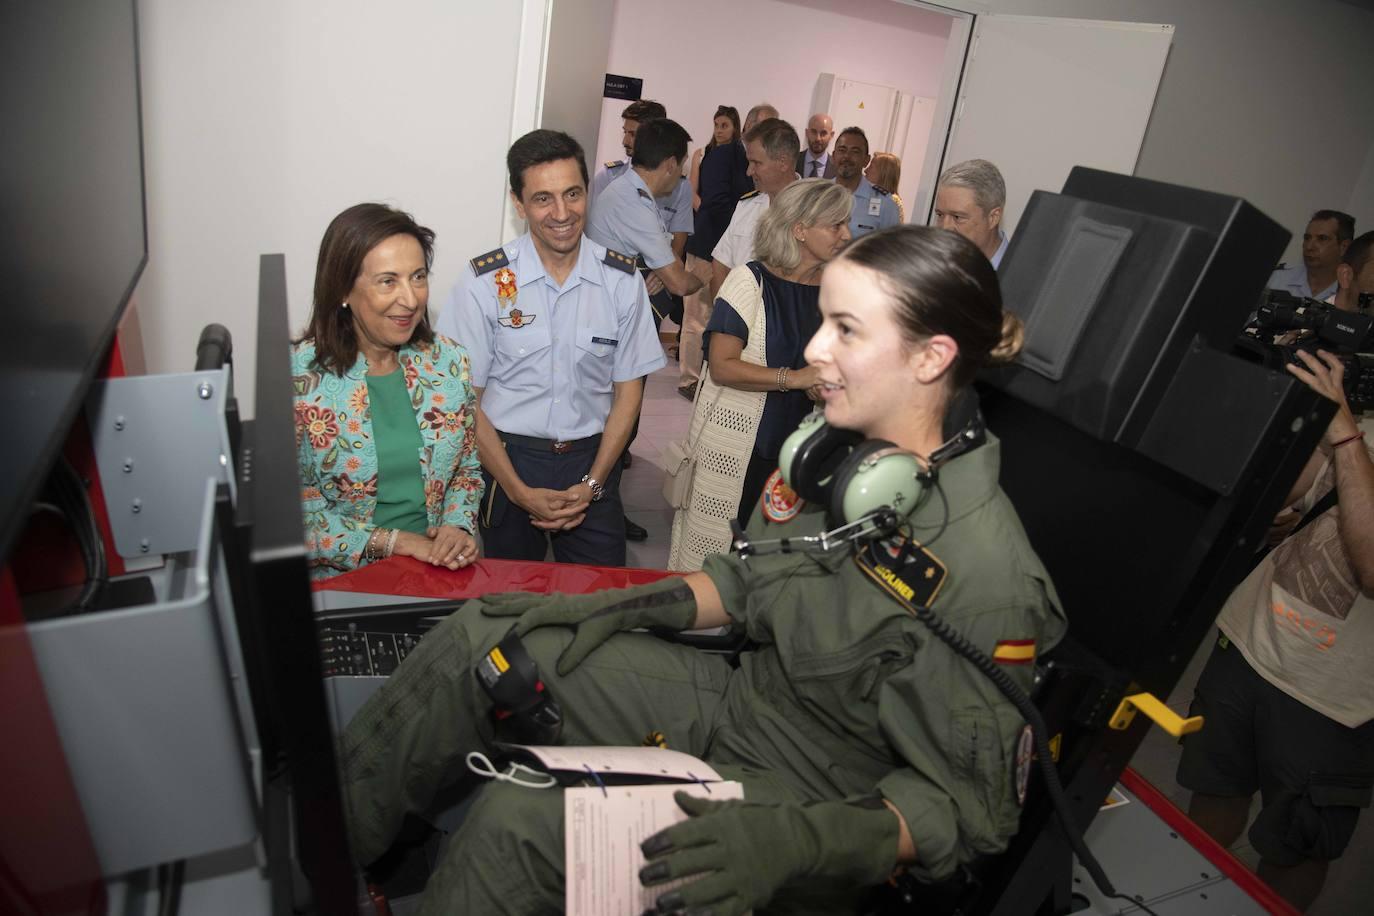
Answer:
[{"left": 796, "top": 113, "right": 836, "bottom": 179}]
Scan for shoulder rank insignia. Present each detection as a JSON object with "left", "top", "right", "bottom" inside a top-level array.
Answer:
[
  {"left": 603, "top": 248, "right": 637, "bottom": 274},
  {"left": 760, "top": 469, "right": 803, "bottom": 523},
  {"left": 637, "top": 187, "right": 653, "bottom": 200},
  {"left": 604, "top": 159, "right": 625, "bottom": 169},
  {"left": 739, "top": 189, "right": 760, "bottom": 201},
  {"left": 871, "top": 184, "right": 892, "bottom": 196},
  {"left": 470, "top": 247, "right": 508, "bottom": 276}
]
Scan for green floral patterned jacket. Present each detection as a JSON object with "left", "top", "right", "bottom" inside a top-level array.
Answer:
[{"left": 291, "top": 336, "right": 483, "bottom": 579}]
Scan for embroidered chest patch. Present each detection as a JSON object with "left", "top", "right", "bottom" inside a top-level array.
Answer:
[
  {"left": 761, "top": 468, "right": 804, "bottom": 523},
  {"left": 498, "top": 308, "right": 536, "bottom": 329}
]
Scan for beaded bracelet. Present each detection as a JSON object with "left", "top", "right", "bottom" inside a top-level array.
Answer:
[
  {"left": 1332, "top": 430, "right": 1365, "bottom": 450},
  {"left": 385, "top": 527, "right": 400, "bottom": 558},
  {"left": 365, "top": 527, "right": 390, "bottom": 563}
]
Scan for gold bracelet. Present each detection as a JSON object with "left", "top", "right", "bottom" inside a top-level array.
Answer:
[{"left": 777, "top": 366, "right": 789, "bottom": 392}]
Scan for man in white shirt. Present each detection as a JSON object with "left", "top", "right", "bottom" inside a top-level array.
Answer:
[{"left": 708, "top": 117, "right": 800, "bottom": 301}]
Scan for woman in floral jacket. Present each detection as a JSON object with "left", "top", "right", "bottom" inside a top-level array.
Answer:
[{"left": 292, "top": 203, "right": 483, "bottom": 580}]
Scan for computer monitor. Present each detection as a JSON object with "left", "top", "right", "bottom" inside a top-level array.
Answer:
[
  {"left": 0, "top": 0, "right": 147, "bottom": 566},
  {"left": 218, "top": 254, "right": 356, "bottom": 912}
]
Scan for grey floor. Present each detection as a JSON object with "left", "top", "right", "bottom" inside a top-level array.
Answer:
[{"left": 623, "top": 352, "right": 1373, "bottom": 914}]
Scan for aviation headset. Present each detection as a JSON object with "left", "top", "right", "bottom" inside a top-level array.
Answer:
[{"left": 776, "top": 386, "right": 987, "bottom": 531}]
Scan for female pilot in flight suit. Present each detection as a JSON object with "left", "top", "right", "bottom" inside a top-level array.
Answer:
[{"left": 338, "top": 225, "right": 1068, "bottom": 915}]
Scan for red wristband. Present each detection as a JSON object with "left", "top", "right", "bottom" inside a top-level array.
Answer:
[{"left": 1331, "top": 430, "right": 1365, "bottom": 449}]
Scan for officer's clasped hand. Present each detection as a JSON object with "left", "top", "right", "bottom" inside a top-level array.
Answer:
[
  {"left": 638, "top": 792, "right": 900, "bottom": 916},
  {"left": 479, "top": 578, "right": 697, "bottom": 676}
]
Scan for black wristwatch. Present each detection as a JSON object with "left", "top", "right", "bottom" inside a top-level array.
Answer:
[{"left": 581, "top": 474, "right": 605, "bottom": 502}]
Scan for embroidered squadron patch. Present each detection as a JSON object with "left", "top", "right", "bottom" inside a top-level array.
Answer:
[
  {"left": 1013, "top": 724, "right": 1034, "bottom": 806},
  {"left": 761, "top": 469, "right": 803, "bottom": 523},
  {"left": 494, "top": 267, "right": 517, "bottom": 311},
  {"left": 498, "top": 308, "right": 536, "bottom": 329}
]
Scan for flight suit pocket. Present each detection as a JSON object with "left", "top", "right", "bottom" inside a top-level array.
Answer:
[
  {"left": 576, "top": 327, "right": 618, "bottom": 395},
  {"left": 951, "top": 707, "right": 1015, "bottom": 836},
  {"left": 786, "top": 637, "right": 914, "bottom": 762}
]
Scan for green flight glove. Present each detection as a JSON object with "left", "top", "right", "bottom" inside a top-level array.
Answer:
[
  {"left": 638, "top": 792, "right": 900, "bottom": 916},
  {"left": 479, "top": 577, "right": 697, "bottom": 676}
]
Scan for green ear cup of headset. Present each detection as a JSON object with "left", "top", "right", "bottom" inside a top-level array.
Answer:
[
  {"left": 778, "top": 411, "right": 827, "bottom": 495},
  {"left": 835, "top": 446, "right": 926, "bottom": 526}
]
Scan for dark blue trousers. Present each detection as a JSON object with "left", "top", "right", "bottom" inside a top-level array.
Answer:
[{"left": 479, "top": 435, "right": 626, "bottom": 566}]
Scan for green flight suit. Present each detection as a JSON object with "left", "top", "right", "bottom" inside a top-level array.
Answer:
[{"left": 338, "top": 433, "right": 1067, "bottom": 913}]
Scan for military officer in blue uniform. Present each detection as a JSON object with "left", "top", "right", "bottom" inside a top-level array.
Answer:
[
  {"left": 588, "top": 98, "right": 665, "bottom": 204},
  {"left": 832, "top": 126, "right": 901, "bottom": 239},
  {"left": 586, "top": 117, "right": 703, "bottom": 310},
  {"left": 1268, "top": 210, "right": 1356, "bottom": 302},
  {"left": 437, "top": 129, "right": 665, "bottom": 566}
]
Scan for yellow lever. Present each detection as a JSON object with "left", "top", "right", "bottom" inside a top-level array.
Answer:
[{"left": 1108, "top": 692, "right": 1203, "bottom": 738}]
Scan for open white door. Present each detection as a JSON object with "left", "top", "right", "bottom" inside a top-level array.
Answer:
[{"left": 932, "top": 14, "right": 1173, "bottom": 233}]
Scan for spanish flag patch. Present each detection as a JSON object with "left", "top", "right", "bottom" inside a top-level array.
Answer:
[{"left": 993, "top": 639, "right": 1036, "bottom": 665}]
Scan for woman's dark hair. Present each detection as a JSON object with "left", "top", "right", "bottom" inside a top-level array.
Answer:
[
  {"left": 837, "top": 225, "right": 1022, "bottom": 388},
  {"left": 706, "top": 105, "right": 741, "bottom": 153},
  {"left": 303, "top": 203, "right": 435, "bottom": 376},
  {"left": 507, "top": 129, "right": 589, "bottom": 200}
]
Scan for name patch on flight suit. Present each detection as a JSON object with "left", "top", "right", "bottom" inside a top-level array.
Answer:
[
  {"left": 760, "top": 469, "right": 803, "bottom": 523},
  {"left": 853, "top": 533, "right": 948, "bottom": 609}
]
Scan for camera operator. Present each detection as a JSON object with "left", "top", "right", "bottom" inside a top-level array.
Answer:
[{"left": 1178, "top": 230, "right": 1374, "bottom": 911}]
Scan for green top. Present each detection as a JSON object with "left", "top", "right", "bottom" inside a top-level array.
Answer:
[{"left": 366, "top": 369, "right": 428, "bottom": 534}]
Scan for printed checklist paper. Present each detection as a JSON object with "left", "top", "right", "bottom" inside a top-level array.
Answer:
[{"left": 565, "top": 781, "right": 745, "bottom": 916}]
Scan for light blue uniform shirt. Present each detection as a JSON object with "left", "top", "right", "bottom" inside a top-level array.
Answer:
[
  {"left": 437, "top": 234, "right": 666, "bottom": 441},
  {"left": 1269, "top": 263, "right": 1337, "bottom": 301},
  {"left": 592, "top": 162, "right": 693, "bottom": 235},
  {"left": 990, "top": 230, "right": 1010, "bottom": 269},
  {"left": 585, "top": 169, "right": 677, "bottom": 270},
  {"left": 657, "top": 177, "right": 694, "bottom": 234},
  {"left": 846, "top": 175, "right": 902, "bottom": 238},
  {"left": 589, "top": 160, "right": 630, "bottom": 204}
]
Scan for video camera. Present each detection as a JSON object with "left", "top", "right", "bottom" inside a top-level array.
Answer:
[{"left": 1235, "top": 289, "right": 1374, "bottom": 410}]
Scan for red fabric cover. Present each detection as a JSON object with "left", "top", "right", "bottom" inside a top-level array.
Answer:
[{"left": 316, "top": 556, "right": 676, "bottom": 600}]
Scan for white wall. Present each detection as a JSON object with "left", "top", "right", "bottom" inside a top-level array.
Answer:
[
  {"left": 979, "top": 0, "right": 1374, "bottom": 263},
  {"left": 590, "top": 0, "right": 951, "bottom": 207},
  {"left": 543, "top": 0, "right": 618, "bottom": 173},
  {"left": 136, "top": 0, "right": 531, "bottom": 414}
]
